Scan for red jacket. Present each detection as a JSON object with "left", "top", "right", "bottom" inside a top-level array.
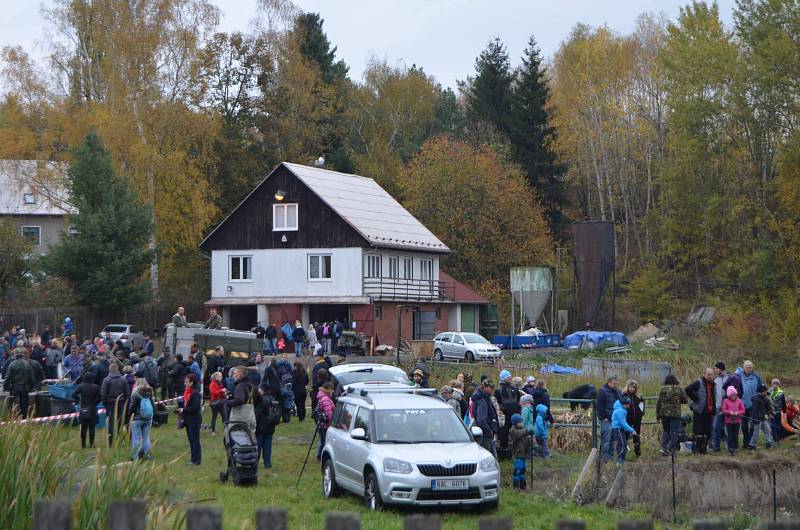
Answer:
[
  {"left": 209, "top": 380, "right": 225, "bottom": 402},
  {"left": 316, "top": 390, "right": 335, "bottom": 431},
  {"left": 722, "top": 397, "right": 745, "bottom": 425}
]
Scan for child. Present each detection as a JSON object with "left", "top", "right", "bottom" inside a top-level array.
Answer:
[
  {"left": 521, "top": 394, "right": 535, "bottom": 436},
  {"left": 508, "top": 413, "right": 531, "bottom": 490},
  {"left": 747, "top": 384, "right": 774, "bottom": 449},
  {"left": 722, "top": 385, "right": 745, "bottom": 454},
  {"left": 611, "top": 396, "right": 637, "bottom": 463},
  {"left": 534, "top": 403, "right": 551, "bottom": 458}
]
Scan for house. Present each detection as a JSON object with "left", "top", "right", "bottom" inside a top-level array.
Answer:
[
  {"left": 199, "top": 162, "right": 497, "bottom": 347},
  {"left": 0, "top": 160, "right": 71, "bottom": 253}
]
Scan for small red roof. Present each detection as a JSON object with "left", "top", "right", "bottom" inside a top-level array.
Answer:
[{"left": 439, "top": 271, "right": 489, "bottom": 303}]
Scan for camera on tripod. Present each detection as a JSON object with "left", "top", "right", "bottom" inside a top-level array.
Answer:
[{"left": 313, "top": 408, "right": 328, "bottom": 425}]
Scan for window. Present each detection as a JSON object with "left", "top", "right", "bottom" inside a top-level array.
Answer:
[
  {"left": 366, "top": 254, "right": 382, "bottom": 278},
  {"left": 388, "top": 256, "right": 399, "bottom": 279},
  {"left": 435, "top": 308, "right": 442, "bottom": 321},
  {"left": 333, "top": 403, "right": 357, "bottom": 431},
  {"left": 229, "top": 255, "right": 252, "bottom": 281},
  {"left": 402, "top": 257, "right": 413, "bottom": 279},
  {"left": 354, "top": 407, "right": 371, "bottom": 439},
  {"left": 420, "top": 259, "right": 433, "bottom": 281},
  {"left": 23, "top": 193, "right": 35, "bottom": 205},
  {"left": 272, "top": 203, "right": 298, "bottom": 231},
  {"left": 308, "top": 254, "right": 332, "bottom": 281},
  {"left": 21, "top": 226, "right": 41, "bottom": 246},
  {"left": 374, "top": 305, "right": 383, "bottom": 320}
]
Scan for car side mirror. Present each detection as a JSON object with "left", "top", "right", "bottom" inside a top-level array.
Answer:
[
  {"left": 351, "top": 427, "right": 367, "bottom": 441},
  {"left": 471, "top": 426, "right": 483, "bottom": 439}
]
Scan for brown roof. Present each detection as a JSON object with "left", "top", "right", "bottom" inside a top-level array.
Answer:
[{"left": 439, "top": 271, "right": 489, "bottom": 303}]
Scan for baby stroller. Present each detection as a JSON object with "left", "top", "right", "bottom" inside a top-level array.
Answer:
[{"left": 219, "top": 421, "right": 259, "bottom": 486}]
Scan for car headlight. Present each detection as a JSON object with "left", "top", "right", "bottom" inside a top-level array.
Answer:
[
  {"left": 479, "top": 456, "right": 498, "bottom": 472},
  {"left": 383, "top": 458, "right": 413, "bottom": 474}
]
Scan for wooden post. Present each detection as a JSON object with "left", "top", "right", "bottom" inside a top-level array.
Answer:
[
  {"left": 761, "top": 523, "right": 800, "bottom": 530},
  {"left": 571, "top": 447, "right": 598, "bottom": 503},
  {"left": 326, "top": 512, "right": 360, "bottom": 530},
  {"left": 618, "top": 522, "right": 654, "bottom": 530},
  {"left": 605, "top": 468, "right": 625, "bottom": 507},
  {"left": 404, "top": 514, "right": 442, "bottom": 530},
  {"left": 109, "top": 500, "right": 146, "bottom": 530},
  {"left": 555, "top": 521, "right": 587, "bottom": 530},
  {"left": 256, "top": 508, "right": 288, "bottom": 530},
  {"left": 691, "top": 522, "right": 729, "bottom": 530},
  {"left": 33, "top": 499, "right": 71, "bottom": 530},
  {"left": 186, "top": 506, "right": 223, "bottom": 530},
  {"left": 478, "top": 517, "right": 512, "bottom": 530}
]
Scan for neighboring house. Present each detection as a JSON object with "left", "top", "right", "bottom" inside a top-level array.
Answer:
[
  {"left": 0, "top": 160, "right": 72, "bottom": 254},
  {"left": 199, "top": 162, "right": 496, "bottom": 346}
]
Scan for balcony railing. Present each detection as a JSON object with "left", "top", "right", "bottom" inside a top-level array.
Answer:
[{"left": 363, "top": 277, "right": 455, "bottom": 302}]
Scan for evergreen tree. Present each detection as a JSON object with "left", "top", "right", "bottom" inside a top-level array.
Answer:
[
  {"left": 294, "top": 13, "right": 348, "bottom": 83},
  {"left": 45, "top": 133, "right": 154, "bottom": 309},
  {"left": 509, "top": 36, "right": 566, "bottom": 235},
  {"left": 462, "top": 38, "right": 513, "bottom": 134}
]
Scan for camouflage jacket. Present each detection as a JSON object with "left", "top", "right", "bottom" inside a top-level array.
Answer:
[{"left": 656, "top": 384, "right": 687, "bottom": 419}]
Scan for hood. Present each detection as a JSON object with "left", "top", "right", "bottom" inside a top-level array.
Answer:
[
  {"left": 536, "top": 403, "right": 548, "bottom": 415},
  {"left": 736, "top": 367, "right": 744, "bottom": 376},
  {"left": 372, "top": 442, "right": 492, "bottom": 464},
  {"left": 613, "top": 400, "right": 624, "bottom": 412},
  {"left": 452, "top": 388, "right": 464, "bottom": 400}
]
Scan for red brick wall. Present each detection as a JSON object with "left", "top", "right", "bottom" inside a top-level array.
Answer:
[{"left": 372, "top": 303, "right": 450, "bottom": 347}]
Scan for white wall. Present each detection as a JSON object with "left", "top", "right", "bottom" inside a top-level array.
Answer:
[{"left": 211, "top": 248, "right": 364, "bottom": 299}]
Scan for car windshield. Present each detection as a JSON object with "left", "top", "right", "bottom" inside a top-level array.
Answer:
[
  {"left": 375, "top": 408, "right": 472, "bottom": 444},
  {"left": 335, "top": 369, "right": 410, "bottom": 387},
  {"left": 104, "top": 325, "right": 127, "bottom": 333},
  {"left": 462, "top": 333, "right": 489, "bottom": 344}
]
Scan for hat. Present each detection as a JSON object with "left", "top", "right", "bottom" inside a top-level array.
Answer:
[
  {"left": 413, "top": 369, "right": 424, "bottom": 377},
  {"left": 511, "top": 413, "right": 523, "bottom": 426},
  {"left": 520, "top": 394, "right": 534, "bottom": 404},
  {"left": 726, "top": 386, "right": 738, "bottom": 398},
  {"left": 619, "top": 395, "right": 631, "bottom": 406},
  {"left": 499, "top": 369, "right": 512, "bottom": 382},
  {"left": 526, "top": 375, "right": 536, "bottom": 384},
  {"left": 714, "top": 361, "right": 726, "bottom": 371}
]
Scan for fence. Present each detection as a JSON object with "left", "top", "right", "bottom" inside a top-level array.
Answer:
[{"left": 31, "top": 500, "right": 800, "bottom": 529}]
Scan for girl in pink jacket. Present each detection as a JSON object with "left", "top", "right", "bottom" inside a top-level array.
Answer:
[
  {"left": 722, "top": 385, "right": 745, "bottom": 454},
  {"left": 315, "top": 382, "right": 335, "bottom": 461}
]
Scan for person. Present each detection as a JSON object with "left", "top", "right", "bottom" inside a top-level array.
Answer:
[
  {"left": 254, "top": 382, "right": 281, "bottom": 470},
  {"left": 747, "top": 384, "right": 774, "bottom": 449},
  {"left": 656, "top": 374, "right": 688, "bottom": 456},
  {"left": 596, "top": 376, "right": 621, "bottom": 463},
  {"left": 135, "top": 350, "right": 159, "bottom": 391},
  {"left": 40, "top": 325, "right": 52, "bottom": 347},
  {"left": 473, "top": 380, "right": 499, "bottom": 456},
  {"left": 412, "top": 369, "right": 425, "bottom": 388},
  {"left": 291, "top": 321, "right": 306, "bottom": 357},
  {"left": 722, "top": 385, "right": 745, "bottom": 454},
  {"left": 710, "top": 362, "right": 729, "bottom": 452},
  {"left": 101, "top": 363, "right": 131, "bottom": 446},
  {"left": 321, "top": 321, "right": 332, "bottom": 354},
  {"left": 129, "top": 382, "right": 155, "bottom": 460},
  {"left": 292, "top": 362, "right": 309, "bottom": 422},
  {"left": 203, "top": 308, "right": 221, "bottom": 329},
  {"left": 173, "top": 306, "right": 188, "bottom": 328},
  {"left": 62, "top": 316, "right": 74, "bottom": 337},
  {"left": 611, "top": 396, "right": 637, "bottom": 464},
  {"left": 334, "top": 319, "right": 345, "bottom": 355},
  {"left": 179, "top": 374, "right": 202, "bottom": 464},
  {"left": 315, "top": 382, "right": 335, "bottom": 461},
  {"left": 187, "top": 353, "right": 202, "bottom": 381},
  {"left": 521, "top": 394, "right": 535, "bottom": 436},
  {"left": 685, "top": 368, "right": 716, "bottom": 454},
  {"left": 265, "top": 323, "right": 277, "bottom": 355},
  {"left": 495, "top": 369, "right": 520, "bottom": 453},
  {"left": 141, "top": 334, "right": 155, "bottom": 357},
  {"left": 770, "top": 379, "right": 786, "bottom": 443},
  {"left": 531, "top": 379, "right": 555, "bottom": 427},
  {"left": 157, "top": 350, "right": 176, "bottom": 400},
  {"left": 44, "top": 339, "right": 62, "bottom": 380},
  {"left": 622, "top": 380, "right": 645, "bottom": 456},
  {"left": 279, "top": 366, "right": 294, "bottom": 423},
  {"left": 206, "top": 346, "right": 226, "bottom": 381},
  {"left": 306, "top": 324, "right": 318, "bottom": 356},
  {"left": 72, "top": 372, "right": 101, "bottom": 448},
  {"left": 739, "top": 360, "right": 763, "bottom": 447},
  {"left": 534, "top": 403, "right": 551, "bottom": 458},
  {"left": 451, "top": 383, "right": 467, "bottom": 419},
  {"left": 3, "top": 349, "right": 33, "bottom": 418},
  {"left": 209, "top": 372, "right": 227, "bottom": 435},
  {"left": 441, "top": 386, "right": 460, "bottom": 414},
  {"left": 168, "top": 354, "right": 188, "bottom": 398},
  {"left": 521, "top": 375, "right": 536, "bottom": 396},
  {"left": 509, "top": 413, "right": 531, "bottom": 490},
  {"left": 63, "top": 345, "right": 84, "bottom": 382},
  {"left": 251, "top": 322, "right": 266, "bottom": 340},
  {"left": 225, "top": 365, "right": 257, "bottom": 433}
]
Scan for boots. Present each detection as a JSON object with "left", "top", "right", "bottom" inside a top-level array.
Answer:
[{"left": 519, "top": 478, "right": 527, "bottom": 491}]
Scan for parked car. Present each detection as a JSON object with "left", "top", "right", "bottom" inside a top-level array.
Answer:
[
  {"left": 320, "top": 387, "right": 500, "bottom": 510},
  {"left": 327, "top": 363, "right": 411, "bottom": 396},
  {"left": 100, "top": 324, "right": 144, "bottom": 350},
  {"left": 432, "top": 332, "right": 502, "bottom": 363}
]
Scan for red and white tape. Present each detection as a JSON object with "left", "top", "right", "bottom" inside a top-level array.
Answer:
[{"left": 0, "top": 397, "right": 180, "bottom": 426}]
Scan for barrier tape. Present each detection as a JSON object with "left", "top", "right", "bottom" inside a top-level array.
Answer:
[{"left": 0, "top": 397, "right": 181, "bottom": 426}]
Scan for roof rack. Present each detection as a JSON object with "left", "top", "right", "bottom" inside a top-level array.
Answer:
[{"left": 344, "top": 386, "right": 438, "bottom": 398}]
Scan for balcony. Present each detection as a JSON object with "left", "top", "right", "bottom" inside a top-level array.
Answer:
[{"left": 363, "top": 277, "right": 455, "bottom": 302}]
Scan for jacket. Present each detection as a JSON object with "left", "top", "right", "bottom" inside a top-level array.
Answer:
[
  {"left": 656, "top": 384, "right": 687, "bottom": 419},
  {"left": 522, "top": 405, "right": 535, "bottom": 435},
  {"left": 611, "top": 400, "right": 635, "bottom": 433},
  {"left": 168, "top": 361, "right": 188, "bottom": 387},
  {"left": 722, "top": 373, "right": 743, "bottom": 403},
  {"left": 534, "top": 404, "right": 549, "bottom": 439},
  {"left": 209, "top": 380, "right": 225, "bottom": 402},
  {"left": 225, "top": 378, "right": 255, "bottom": 408},
  {"left": 770, "top": 387, "right": 786, "bottom": 415},
  {"left": 509, "top": 424, "right": 532, "bottom": 459},
  {"left": 596, "top": 384, "right": 620, "bottom": 421},
  {"left": 685, "top": 378, "right": 716, "bottom": 415},
  {"left": 63, "top": 354, "right": 83, "bottom": 381},
  {"left": 473, "top": 389, "right": 499, "bottom": 435},
  {"left": 713, "top": 372, "right": 728, "bottom": 412},
  {"left": 255, "top": 394, "right": 280, "bottom": 436},
  {"left": 45, "top": 347, "right": 62, "bottom": 367},
  {"left": 72, "top": 382, "right": 101, "bottom": 416},
  {"left": 3, "top": 357, "right": 33, "bottom": 390},
  {"left": 316, "top": 390, "right": 335, "bottom": 431},
  {"left": 740, "top": 371, "right": 763, "bottom": 409},
  {"left": 307, "top": 328, "right": 318, "bottom": 347},
  {"left": 129, "top": 387, "right": 155, "bottom": 421},
  {"left": 292, "top": 371, "right": 309, "bottom": 396},
  {"left": 495, "top": 383, "right": 521, "bottom": 415},
  {"left": 101, "top": 373, "right": 130, "bottom": 407},
  {"left": 750, "top": 393, "right": 773, "bottom": 421},
  {"left": 311, "top": 358, "right": 332, "bottom": 388},
  {"left": 722, "top": 397, "right": 745, "bottom": 425},
  {"left": 291, "top": 327, "right": 306, "bottom": 342},
  {"left": 531, "top": 388, "right": 555, "bottom": 424},
  {"left": 624, "top": 392, "right": 645, "bottom": 428},
  {"left": 181, "top": 387, "right": 202, "bottom": 425},
  {"left": 265, "top": 326, "right": 277, "bottom": 340}
]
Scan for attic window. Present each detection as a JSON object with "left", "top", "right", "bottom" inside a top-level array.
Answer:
[
  {"left": 273, "top": 203, "right": 298, "bottom": 231},
  {"left": 23, "top": 193, "right": 35, "bottom": 205}
]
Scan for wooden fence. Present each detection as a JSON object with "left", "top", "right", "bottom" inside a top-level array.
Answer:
[{"left": 31, "top": 500, "right": 800, "bottom": 530}]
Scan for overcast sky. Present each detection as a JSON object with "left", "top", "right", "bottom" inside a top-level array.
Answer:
[{"left": 2, "top": 0, "right": 736, "bottom": 90}]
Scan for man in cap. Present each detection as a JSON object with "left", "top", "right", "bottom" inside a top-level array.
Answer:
[{"left": 495, "top": 369, "right": 521, "bottom": 454}]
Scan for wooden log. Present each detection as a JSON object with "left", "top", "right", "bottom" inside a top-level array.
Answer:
[
  {"left": 691, "top": 522, "right": 729, "bottom": 530},
  {"left": 404, "top": 514, "right": 442, "bottom": 530},
  {"left": 33, "top": 499, "right": 71, "bottom": 530},
  {"left": 109, "top": 500, "right": 146, "bottom": 530},
  {"left": 555, "top": 521, "right": 586, "bottom": 530},
  {"left": 761, "top": 523, "right": 800, "bottom": 530},
  {"left": 326, "top": 512, "right": 360, "bottom": 530},
  {"left": 605, "top": 468, "right": 625, "bottom": 508},
  {"left": 478, "top": 517, "right": 512, "bottom": 530},
  {"left": 186, "top": 506, "right": 223, "bottom": 530},
  {"left": 256, "top": 508, "right": 288, "bottom": 530},
  {"left": 571, "top": 447, "right": 598, "bottom": 503},
  {"left": 617, "top": 521, "right": 654, "bottom": 530}
]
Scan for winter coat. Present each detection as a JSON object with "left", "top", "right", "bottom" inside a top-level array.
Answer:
[
  {"left": 522, "top": 405, "right": 535, "bottom": 435},
  {"left": 611, "top": 400, "right": 635, "bottom": 433},
  {"left": 307, "top": 327, "right": 318, "bottom": 347},
  {"left": 494, "top": 382, "right": 521, "bottom": 415},
  {"left": 624, "top": 391, "right": 645, "bottom": 428},
  {"left": 291, "top": 326, "right": 306, "bottom": 342},
  {"left": 596, "top": 384, "right": 620, "bottom": 421},
  {"left": 168, "top": 361, "right": 188, "bottom": 389},
  {"left": 72, "top": 381, "right": 101, "bottom": 419},
  {"left": 722, "top": 397, "right": 745, "bottom": 425},
  {"left": 311, "top": 358, "right": 332, "bottom": 388},
  {"left": 292, "top": 370, "right": 309, "bottom": 397},
  {"left": 265, "top": 325, "right": 277, "bottom": 340},
  {"left": 685, "top": 378, "right": 716, "bottom": 415},
  {"left": 521, "top": 383, "right": 537, "bottom": 396},
  {"left": 63, "top": 354, "right": 83, "bottom": 381},
  {"left": 722, "top": 374, "right": 744, "bottom": 403},
  {"left": 209, "top": 380, "right": 225, "bottom": 402},
  {"left": 129, "top": 387, "right": 155, "bottom": 421},
  {"left": 473, "top": 389, "right": 499, "bottom": 436},
  {"left": 740, "top": 371, "right": 763, "bottom": 409},
  {"left": 534, "top": 404, "right": 549, "bottom": 440},
  {"left": 181, "top": 387, "right": 202, "bottom": 425},
  {"left": 770, "top": 387, "right": 786, "bottom": 415},
  {"left": 3, "top": 357, "right": 33, "bottom": 390},
  {"left": 713, "top": 372, "right": 728, "bottom": 412},
  {"left": 750, "top": 393, "right": 773, "bottom": 421},
  {"left": 656, "top": 384, "right": 687, "bottom": 419},
  {"left": 45, "top": 347, "right": 62, "bottom": 368},
  {"left": 509, "top": 424, "right": 532, "bottom": 459},
  {"left": 255, "top": 393, "right": 280, "bottom": 436},
  {"left": 531, "top": 387, "right": 554, "bottom": 424},
  {"left": 100, "top": 373, "right": 130, "bottom": 408},
  {"left": 316, "top": 390, "right": 335, "bottom": 431}
]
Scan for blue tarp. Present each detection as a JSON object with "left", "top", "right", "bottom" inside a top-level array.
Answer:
[
  {"left": 562, "top": 331, "right": 629, "bottom": 349},
  {"left": 540, "top": 364, "right": 583, "bottom": 375},
  {"left": 492, "top": 334, "right": 561, "bottom": 349}
]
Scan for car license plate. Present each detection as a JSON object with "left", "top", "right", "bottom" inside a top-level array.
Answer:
[{"left": 431, "top": 479, "right": 469, "bottom": 490}]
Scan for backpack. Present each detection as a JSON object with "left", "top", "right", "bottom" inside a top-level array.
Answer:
[
  {"left": 139, "top": 396, "right": 154, "bottom": 420},
  {"left": 264, "top": 395, "right": 281, "bottom": 426},
  {"left": 138, "top": 358, "right": 158, "bottom": 388}
]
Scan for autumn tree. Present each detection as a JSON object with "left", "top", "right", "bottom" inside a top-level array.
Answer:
[{"left": 0, "top": 219, "right": 34, "bottom": 299}]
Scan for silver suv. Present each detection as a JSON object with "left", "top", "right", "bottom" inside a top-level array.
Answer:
[{"left": 320, "top": 387, "right": 500, "bottom": 510}]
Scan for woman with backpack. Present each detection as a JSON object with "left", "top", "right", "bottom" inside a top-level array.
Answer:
[
  {"left": 254, "top": 382, "right": 281, "bottom": 470},
  {"left": 292, "top": 362, "right": 309, "bottom": 422},
  {"left": 129, "top": 382, "right": 155, "bottom": 460},
  {"left": 72, "top": 372, "right": 101, "bottom": 449}
]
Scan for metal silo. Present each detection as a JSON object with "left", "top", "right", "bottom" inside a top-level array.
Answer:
[
  {"left": 573, "top": 221, "right": 616, "bottom": 329},
  {"left": 510, "top": 266, "right": 553, "bottom": 331}
]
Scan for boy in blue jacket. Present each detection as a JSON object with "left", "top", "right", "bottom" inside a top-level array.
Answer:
[
  {"left": 534, "top": 403, "right": 551, "bottom": 458},
  {"left": 611, "top": 396, "right": 638, "bottom": 463}
]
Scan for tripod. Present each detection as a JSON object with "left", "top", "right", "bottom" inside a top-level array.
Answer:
[{"left": 295, "top": 414, "right": 325, "bottom": 489}]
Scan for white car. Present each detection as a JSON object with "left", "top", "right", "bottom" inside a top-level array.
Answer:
[
  {"left": 327, "top": 363, "right": 410, "bottom": 396},
  {"left": 100, "top": 324, "right": 144, "bottom": 349},
  {"left": 432, "top": 332, "right": 502, "bottom": 363},
  {"left": 320, "top": 387, "right": 500, "bottom": 510}
]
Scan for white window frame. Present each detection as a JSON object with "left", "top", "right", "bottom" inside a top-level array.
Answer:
[
  {"left": 402, "top": 257, "right": 413, "bottom": 280},
  {"left": 229, "top": 255, "right": 253, "bottom": 282},
  {"left": 23, "top": 193, "right": 35, "bottom": 205},
  {"left": 308, "top": 254, "right": 333, "bottom": 282},
  {"left": 272, "top": 203, "right": 298, "bottom": 231},
  {"left": 388, "top": 256, "right": 399, "bottom": 279},
  {"left": 420, "top": 259, "right": 433, "bottom": 281},
  {"left": 21, "top": 225, "right": 41, "bottom": 246},
  {"left": 366, "top": 254, "right": 382, "bottom": 278}
]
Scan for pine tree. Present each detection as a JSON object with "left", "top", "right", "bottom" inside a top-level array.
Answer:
[
  {"left": 463, "top": 38, "right": 514, "bottom": 134},
  {"left": 294, "top": 13, "right": 348, "bottom": 83},
  {"left": 509, "top": 36, "right": 566, "bottom": 235},
  {"left": 44, "top": 133, "right": 154, "bottom": 309}
]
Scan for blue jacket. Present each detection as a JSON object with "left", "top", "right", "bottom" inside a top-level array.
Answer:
[
  {"left": 611, "top": 400, "right": 635, "bottom": 433},
  {"left": 534, "top": 404, "right": 549, "bottom": 439},
  {"left": 597, "top": 384, "right": 620, "bottom": 421},
  {"left": 740, "top": 371, "right": 762, "bottom": 409},
  {"left": 522, "top": 405, "right": 535, "bottom": 435}
]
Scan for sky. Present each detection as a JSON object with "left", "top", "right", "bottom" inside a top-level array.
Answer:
[{"left": 1, "top": 0, "right": 737, "bottom": 90}]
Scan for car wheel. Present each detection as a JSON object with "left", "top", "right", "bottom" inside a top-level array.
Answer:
[
  {"left": 433, "top": 349, "right": 443, "bottom": 361},
  {"left": 322, "top": 459, "right": 342, "bottom": 498},
  {"left": 363, "top": 472, "right": 383, "bottom": 511},
  {"left": 466, "top": 352, "right": 475, "bottom": 363}
]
